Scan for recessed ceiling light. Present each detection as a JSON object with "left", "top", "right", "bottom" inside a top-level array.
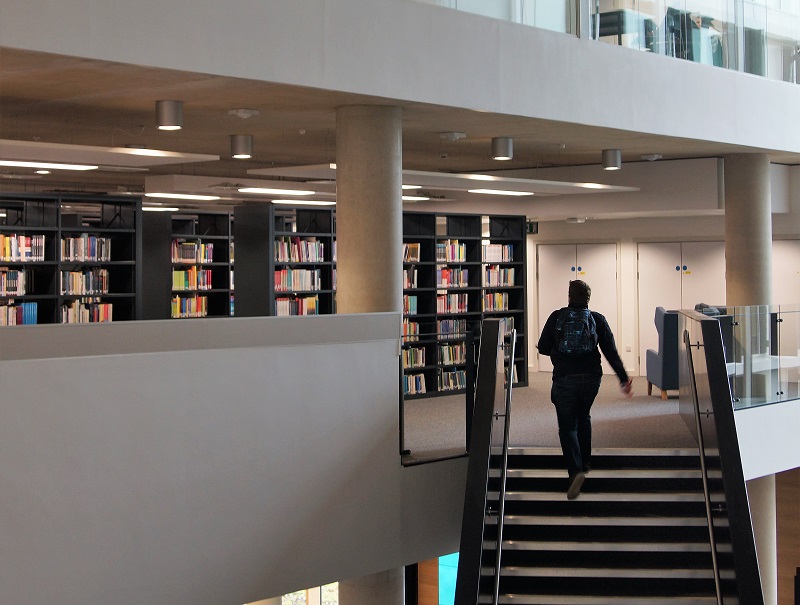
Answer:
[
  {"left": 468, "top": 189, "right": 533, "bottom": 196},
  {"left": 145, "top": 193, "right": 220, "bottom": 201},
  {"left": 0, "top": 160, "right": 97, "bottom": 171},
  {"left": 239, "top": 187, "right": 315, "bottom": 196},
  {"left": 142, "top": 206, "right": 180, "bottom": 212},
  {"left": 271, "top": 199, "right": 335, "bottom": 206},
  {"left": 35, "top": 170, "right": 51, "bottom": 175},
  {"left": 402, "top": 195, "right": 430, "bottom": 201},
  {"left": 402, "top": 185, "right": 421, "bottom": 190},
  {"left": 576, "top": 182, "right": 610, "bottom": 189}
]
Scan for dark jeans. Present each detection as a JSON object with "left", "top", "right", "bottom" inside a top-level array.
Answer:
[{"left": 551, "top": 373, "right": 602, "bottom": 478}]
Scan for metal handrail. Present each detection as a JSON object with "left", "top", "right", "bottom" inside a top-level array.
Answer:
[
  {"left": 492, "top": 329, "right": 516, "bottom": 605},
  {"left": 684, "top": 329, "right": 723, "bottom": 605}
]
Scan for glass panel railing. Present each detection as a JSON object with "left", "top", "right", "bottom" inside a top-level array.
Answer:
[
  {"left": 698, "top": 303, "right": 800, "bottom": 408},
  {"left": 410, "top": 0, "right": 579, "bottom": 34},
  {"left": 590, "top": 0, "right": 800, "bottom": 83}
]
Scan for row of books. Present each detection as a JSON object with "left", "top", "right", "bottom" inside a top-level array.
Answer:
[
  {"left": 274, "top": 268, "right": 322, "bottom": 292},
  {"left": 0, "top": 301, "right": 37, "bottom": 325},
  {"left": 439, "top": 369, "right": 467, "bottom": 392},
  {"left": 403, "top": 319, "right": 419, "bottom": 341},
  {"left": 0, "top": 268, "right": 26, "bottom": 296},
  {"left": 61, "top": 300, "right": 113, "bottom": 323},
  {"left": 436, "top": 240, "right": 466, "bottom": 263},
  {"left": 173, "top": 267, "right": 213, "bottom": 291},
  {"left": 403, "top": 242, "right": 421, "bottom": 263},
  {"left": 482, "top": 243, "right": 514, "bottom": 263},
  {"left": 404, "top": 373, "right": 426, "bottom": 395},
  {"left": 437, "top": 293, "right": 468, "bottom": 314},
  {"left": 438, "top": 267, "right": 469, "bottom": 288},
  {"left": 483, "top": 292, "right": 509, "bottom": 312},
  {"left": 1, "top": 234, "right": 46, "bottom": 262},
  {"left": 438, "top": 342, "right": 466, "bottom": 366},
  {"left": 274, "top": 236, "right": 325, "bottom": 263},
  {"left": 439, "top": 318, "right": 466, "bottom": 336},
  {"left": 403, "top": 266, "right": 417, "bottom": 289},
  {"left": 403, "top": 295, "right": 418, "bottom": 315},
  {"left": 60, "top": 268, "right": 109, "bottom": 295},
  {"left": 483, "top": 266, "right": 515, "bottom": 287},
  {"left": 402, "top": 346, "right": 426, "bottom": 369},
  {"left": 171, "top": 240, "right": 214, "bottom": 264},
  {"left": 62, "top": 235, "right": 112, "bottom": 262},
  {"left": 171, "top": 294, "right": 208, "bottom": 318},
  {"left": 275, "top": 295, "right": 319, "bottom": 316}
]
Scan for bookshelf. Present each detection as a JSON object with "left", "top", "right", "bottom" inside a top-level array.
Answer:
[
  {"left": 234, "top": 204, "right": 336, "bottom": 317},
  {"left": 0, "top": 193, "right": 141, "bottom": 325},
  {"left": 401, "top": 211, "right": 527, "bottom": 398},
  {"left": 142, "top": 211, "right": 233, "bottom": 320}
]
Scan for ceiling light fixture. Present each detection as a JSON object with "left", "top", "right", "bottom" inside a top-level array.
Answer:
[
  {"left": 491, "top": 137, "right": 513, "bottom": 161},
  {"left": 145, "top": 193, "right": 220, "bottom": 201},
  {"left": 239, "top": 187, "right": 315, "bottom": 196},
  {"left": 35, "top": 170, "right": 51, "bottom": 175},
  {"left": 156, "top": 100, "right": 184, "bottom": 131},
  {"left": 402, "top": 195, "right": 430, "bottom": 202},
  {"left": 602, "top": 148, "right": 622, "bottom": 170},
  {"left": 142, "top": 206, "right": 180, "bottom": 212},
  {"left": 0, "top": 160, "right": 97, "bottom": 171},
  {"left": 271, "top": 199, "right": 335, "bottom": 206},
  {"left": 468, "top": 189, "right": 533, "bottom": 196},
  {"left": 402, "top": 185, "right": 421, "bottom": 190},
  {"left": 231, "top": 134, "right": 253, "bottom": 159}
]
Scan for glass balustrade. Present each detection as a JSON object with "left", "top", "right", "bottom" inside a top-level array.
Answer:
[{"left": 408, "top": 0, "right": 800, "bottom": 83}]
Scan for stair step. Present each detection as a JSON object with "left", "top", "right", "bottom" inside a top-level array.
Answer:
[
  {"left": 480, "top": 592, "right": 728, "bottom": 605},
  {"left": 493, "top": 468, "right": 722, "bottom": 479},
  {"left": 480, "top": 566, "right": 734, "bottom": 579},
  {"left": 498, "top": 447, "right": 718, "bottom": 458},
  {"left": 486, "top": 515, "right": 726, "bottom": 527},
  {"left": 493, "top": 491, "right": 721, "bottom": 502},
  {"left": 484, "top": 539, "right": 731, "bottom": 553}
]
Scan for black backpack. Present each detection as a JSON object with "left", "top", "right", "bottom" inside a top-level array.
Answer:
[{"left": 555, "top": 307, "right": 598, "bottom": 356}]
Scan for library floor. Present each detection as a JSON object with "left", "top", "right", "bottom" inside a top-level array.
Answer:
[{"left": 402, "top": 371, "right": 698, "bottom": 464}]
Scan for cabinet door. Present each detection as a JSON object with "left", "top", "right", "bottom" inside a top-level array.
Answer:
[
  {"left": 578, "top": 244, "right": 619, "bottom": 375},
  {"left": 680, "top": 241, "right": 726, "bottom": 310},
  {"left": 536, "top": 244, "right": 577, "bottom": 371},
  {"left": 637, "top": 243, "right": 682, "bottom": 375}
]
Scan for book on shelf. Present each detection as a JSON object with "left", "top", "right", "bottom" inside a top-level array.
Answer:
[
  {"left": 403, "top": 266, "right": 418, "bottom": 289},
  {"left": 61, "top": 235, "right": 111, "bottom": 262},
  {"left": 404, "top": 373, "right": 426, "bottom": 395},
  {"left": 483, "top": 291, "right": 509, "bottom": 312},
  {"left": 0, "top": 301, "right": 37, "bottom": 325},
  {"left": 498, "top": 316, "right": 515, "bottom": 335},
  {"left": 438, "top": 318, "right": 466, "bottom": 337},
  {"left": 0, "top": 234, "right": 46, "bottom": 262},
  {"left": 438, "top": 369, "right": 466, "bottom": 392},
  {"left": 402, "top": 319, "right": 419, "bottom": 342},
  {"left": 436, "top": 239, "right": 465, "bottom": 262},
  {"left": 437, "top": 292, "right": 468, "bottom": 314},
  {"left": 483, "top": 265, "right": 515, "bottom": 287},
  {"left": 482, "top": 243, "right": 513, "bottom": 263},
  {"left": 403, "top": 294, "right": 418, "bottom": 315},
  {"left": 438, "top": 341, "right": 466, "bottom": 365},
  {"left": 172, "top": 266, "right": 212, "bottom": 291},
  {"left": 275, "top": 236, "right": 325, "bottom": 263},
  {"left": 402, "top": 346, "right": 426, "bottom": 369},
  {"left": 60, "top": 268, "right": 109, "bottom": 295},
  {"left": 275, "top": 294, "right": 319, "bottom": 316},
  {"left": 171, "top": 240, "right": 213, "bottom": 264},
  {"left": 171, "top": 294, "right": 208, "bottom": 319},
  {"left": 0, "top": 268, "right": 26, "bottom": 296},
  {"left": 61, "top": 299, "right": 113, "bottom": 323},
  {"left": 403, "top": 242, "right": 421, "bottom": 263},
  {"left": 274, "top": 268, "right": 322, "bottom": 292},
  {"left": 437, "top": 266, "right": 468, "bottom": 288}
]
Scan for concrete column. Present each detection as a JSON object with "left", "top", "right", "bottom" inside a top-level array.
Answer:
[
  {"left": 335, "top": 105, "right": 403, "bottom": 315},
  {"left": 339, "top": 568, "right": 404, "bottom": 605},
  {"left": 724, "top": 153, "right": 772, "bottom": 306},
  {"left": 724, "top": 153, "right": 776, "bottom": 605}
]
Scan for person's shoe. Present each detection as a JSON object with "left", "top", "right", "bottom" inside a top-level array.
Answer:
[
  {"left": 567, "top": 472, "right": 585, "bottom": 500},
  {"left": 582, "top": 464, "right": 591, "bottom": 474}
]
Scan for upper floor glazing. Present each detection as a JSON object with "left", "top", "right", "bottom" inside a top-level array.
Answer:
[{"left": 412, "top": 0, "right": 800, "bottom": 83}]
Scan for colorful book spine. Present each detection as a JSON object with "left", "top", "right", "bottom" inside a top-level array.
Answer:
[
  {"left": 275, "top": 295, "right": 319, "bottom": 316},
  {"left": 61, "top": 235, "right": 112, "bottom": 262}
]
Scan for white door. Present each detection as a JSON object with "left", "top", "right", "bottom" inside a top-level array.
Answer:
[
  {"left": 578, "top": 244, "right": 619, "bottom": 375},
  {"left": 680, "top": 241, "right": 726, "bottom": 310},
  {"left": 637, "top": 243, "right": 682, "bottom": 374},
  {"left": 772, "top": 240, "right": 800, "bottom": 356},
  {"left": 537, "top": 244, "right": 577, "bottom": 371}
]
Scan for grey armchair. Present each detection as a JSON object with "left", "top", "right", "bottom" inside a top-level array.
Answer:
[{"left": 646, "top": 306, "right": 679, "bottom": 399}]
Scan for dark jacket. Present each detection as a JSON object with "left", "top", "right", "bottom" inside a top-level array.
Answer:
[{"left": 537, "top": 304, "right": 629, "bottom": 384}]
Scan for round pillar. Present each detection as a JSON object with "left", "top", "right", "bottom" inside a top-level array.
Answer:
[{"left": 335, "top": 105, "right": 403, "bottom": 314}]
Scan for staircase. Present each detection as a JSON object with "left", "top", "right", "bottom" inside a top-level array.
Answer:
[{"left": 479, "top": 446, "right": 737, "bottom": 605}]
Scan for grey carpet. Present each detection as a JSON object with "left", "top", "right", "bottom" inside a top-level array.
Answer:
[{"left": 402, "top": 372, "right": 697, "bottom": 463}]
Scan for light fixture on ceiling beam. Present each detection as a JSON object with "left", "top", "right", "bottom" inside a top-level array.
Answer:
[
  {"left": 0, "top": 160, "right": 97, "bottom": 171},
  {"left": 602, "top": 148, "right": 622, "bottom": 170},
  {"left": 144, "top": 193, "right": 220, "bottom": 201},
  {"left": 231, "top": 134, "right": 253, "bottom": 159},
  {"left": 491, "top": 137, "right": 513, "bottom": 161},
  {"left": 239, "top": 187, "right": 315, "bottom": 196},
  {"left": 468, "top": 188, "right": 532, "bottom": 196},
  {"left": 156, "top": 100, "right": 184, "bottom": 131}
]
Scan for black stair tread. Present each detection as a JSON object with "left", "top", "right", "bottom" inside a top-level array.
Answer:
[
  {"left": 492, "top": 491, "right": 722, "bottom": 502},
  {"left": 480, "top": 566, "right": 735, "bottom": 579},
  {"left": 486, "top": 514, "right": 727, "bottom": 527},
  {"left": 498, "top": 446, "right": 719, "bottom": 457},
  {"left": 485, "top": 539, "right": 731, "bottom": 552},
  {"left": 478, "top": 596, "right": 726, "bottom": 604},
  {"left": 493, "top": 468, "right": 722, "bottom": 479}
]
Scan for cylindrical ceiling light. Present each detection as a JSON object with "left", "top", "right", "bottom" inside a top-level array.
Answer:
[
  {"left": 602, "top": 148, "right": 622, "bottom": 170},
  {"left": 156, "top": 100, "right": 183, "bottom": 131},
  {"left": 231, "top": 134, "right": 253, "bottom": 159},
  {"left": 491, "top": 137, "right": 513, "bottom": 161}
]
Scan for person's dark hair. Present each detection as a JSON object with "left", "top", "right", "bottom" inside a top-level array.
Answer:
[{"left": 568, "top": 279, "right": 591, "bottom": 307}]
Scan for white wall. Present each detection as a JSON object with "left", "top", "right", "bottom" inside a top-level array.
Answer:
[
  {"left": 3, "top": 0, "right": 800, "bottom": 156},
  {"left": 0, "top": 314, "right": 467, "bottom": 605}
]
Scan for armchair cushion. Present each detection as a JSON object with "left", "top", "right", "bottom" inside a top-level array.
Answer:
[{"left": 646, "top": 306, "right": 679, "bottom": 391}]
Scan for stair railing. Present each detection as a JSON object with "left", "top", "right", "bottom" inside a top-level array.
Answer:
[
  {"left": 491, "top": 328, "right": 516, "bottom": 605},
  {"left": 684, "top": 328, "right": 723, "bottom": 605}
]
